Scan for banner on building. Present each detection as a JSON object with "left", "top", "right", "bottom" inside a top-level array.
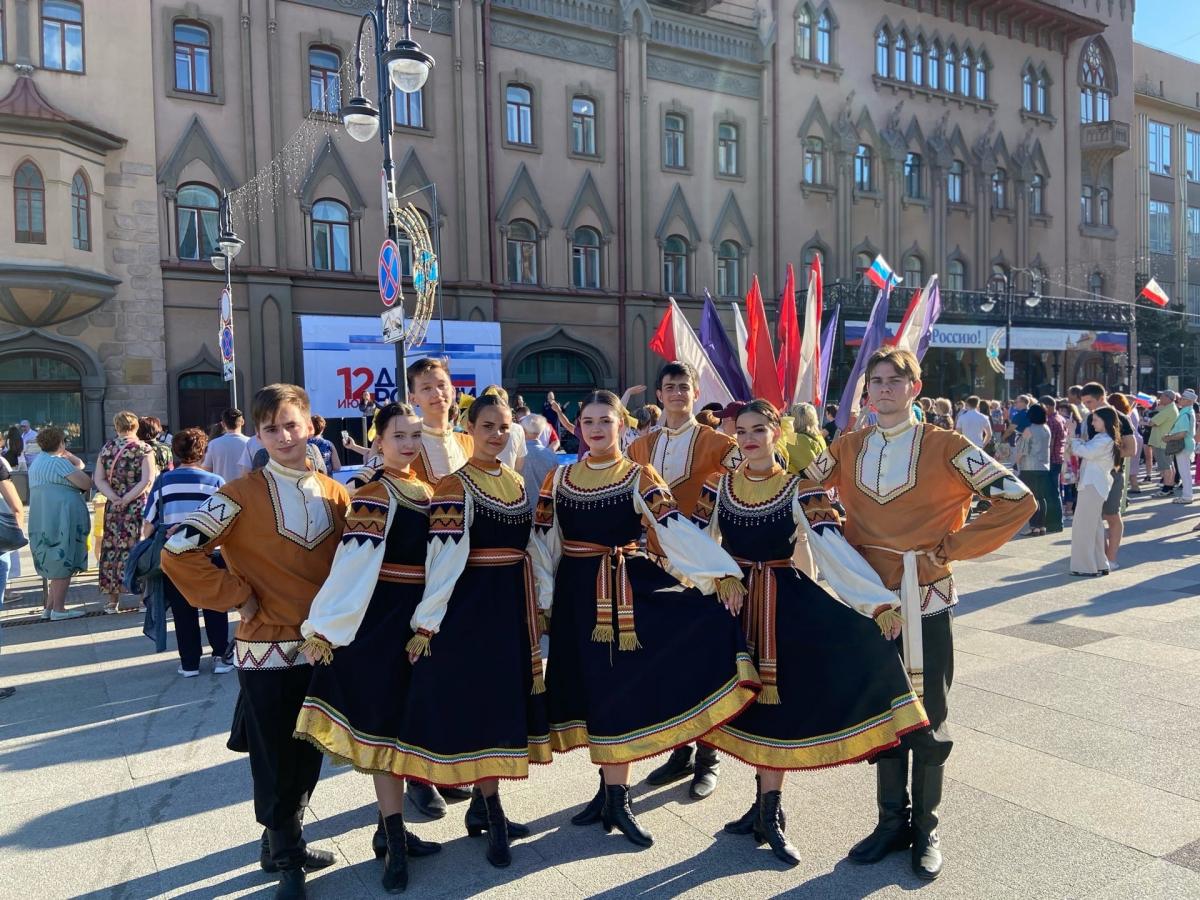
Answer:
[
  {"left": 299, "top": 315, "right": 503, "bottom": 417},
  {"left": 844, "top": 321, "right": 1129, "bottom": 354}
]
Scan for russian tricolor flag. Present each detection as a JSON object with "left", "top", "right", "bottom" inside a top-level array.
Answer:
[{"left": 866, "top": 254, "right": 902, "bottom": 290}]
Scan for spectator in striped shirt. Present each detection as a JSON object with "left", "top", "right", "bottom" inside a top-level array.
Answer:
[{"left": 143, "top": 427, "right": 232, "bottom": 678}]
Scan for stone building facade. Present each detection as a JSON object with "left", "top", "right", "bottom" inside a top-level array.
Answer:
[{"left": 0, "top": 0, "right": 166, "bottom": 454}]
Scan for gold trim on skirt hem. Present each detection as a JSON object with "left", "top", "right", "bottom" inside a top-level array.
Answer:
[
  {"left": 295, "top": 703, "right": 551, "bottom": 783},
  {"left": 701, "top": 694, "right": 929, "bottom": 771},
  {"left": 550, "top": 656, "right": 761, "bottom": 765}
]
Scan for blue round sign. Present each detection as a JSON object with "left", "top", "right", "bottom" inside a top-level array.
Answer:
[{"left": 378, "top": 240, "right": 401, "bottom": 308}]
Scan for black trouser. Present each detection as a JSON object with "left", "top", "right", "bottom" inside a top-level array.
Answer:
[
  {"left": 238, "top": 666, "right": 324, "bottom": 869},
  {"left": 876, "top": 608, "right": 953, "bottom": 767},
  {"left": 164, "top": 575, "right": 229, "bottom": 671},
  {"left": 1044, "top": 463, "right": 1064, "bottom": 532}
]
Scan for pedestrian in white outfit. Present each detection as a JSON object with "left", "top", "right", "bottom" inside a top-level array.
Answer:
[{"left": 1070, "top": 409, "right": 1120, "bottom": 577}]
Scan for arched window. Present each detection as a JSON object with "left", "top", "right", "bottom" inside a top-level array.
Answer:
[
  {"left": 904, "top": 152, "right": 923, "bottom": 199},
  {"left": 41, "top": 0, "right": 83, "bottom": 72},
  {"left": 1088, "top": 271, "right": 1104, "bottom": 299},
  {"left": 0, "top": 354, "right": 84, "bottom": 449},
  {"left": 975, "top": 55, "right": 988, "bottom": 99},
  {"left": 70, "top": 170, "right": 89, "bottom": 251},
  {"left": 944, "top": 44, "right": 956, "bottom": 94},
  {"left": 393, "top": 86, "right": 424, "bottom": 129},
  {"left": 903, "top": 255, "right": 923, "bottom": 285},
  {"left": 176, "top": 182, "right": 219, "bottom": 260},
  {"left": 506, "top": 85, "right": 534, "bottom": 145},
  {"left": 803, "top": 245, "right": 826, "bottom": 270},
  {"left": 1029, "top": 174, "right": 1045, "bottom": 216},
  {"left": 571, "top": 226, "right": 601, "bottom": 289},
  {"left": 991, "top": 168, "right": 1008, "bottom": 210},
  {"left": 928, "top": 42, "right": 941, "bottom": 90},
  {"left": 571, "top": 97, "right": 596, "bottom": 156},
  {"left": 14, "top": 161, "right": 46, "bottom": 244},
  {"left": 816, "top": 12, "right": 832, "bottom": 64},
  {"left": 506, "top": 219, "right": 538, "bottom": 284},
  {"left": 876, "top": 28, "right": 890, "bottom": 77},
  {"left": 854, "top": 252, "right": 873, "bottom": 282},
  {"left": 716, "top": 240, "right": 741, "bottom": 297},
  {"left": 894, "top": 32, "right": 907, "bottom": 82},
  {"left": 1023, "top": 68, "right": 1034, "bottom": 111},
  {"left": 1097, "top": 188, "right": 1110, "bottom": 226},
  {"left": 803, "top": 136, "right": 825, "bottom": 185},
  {"left": 664, "top": 113, "right": 686, "bottom": 168},
  {"left": 947, "top": 160, "right": 965, "bottom": 204},
  {"left": 662, "top": 235, "right": 688, "bottom": 294},
  {"left": 796, "top": 7, "right": 812, "bottom": 61},
  {"left": 173, "top": 20, "right": 212, "bottom": 94},
  {"left": 312, "top": 199, "right": 351, "bottom": 272},
  {"left": 947, "top": 258, "right": 966, "bottom": 291},
  {"left": 911, "top": 38, "right": 924, "bottom": 86},
  {"left": 1081, "top": 185, "right": 1094, "bottom": 225},
  {"left": 309, "top": 46, "right": 341, "bottom": 115},
  {"left": 1080, "top": 39, "right": 1112, "bottom": 124},
  {"left": 515, "top": 350, "right": 598, "bottom": 409},
  {"left": 959, "top": 49, "right": 972, "bottom": 97},
  {"left": 855, "top": 144, "right": 873, "bottom": 192},
  {"left": 1036, "top": 71, "right": 1049, "bottom": 115},
  {"left": 718, "top": 123, "right": 739, "bottom": 176}
]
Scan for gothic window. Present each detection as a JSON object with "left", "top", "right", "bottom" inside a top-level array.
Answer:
[
  {"left": 947, "top": 160, "right": 965, "bottom": 204},
  {"left": 716, "top": 240, "right": 742, "bottom": 297},
  {"left": 903, "top": 254, "right": 923, "bottom": 285},
  {"left": 855, "top": 144, "right": 873, "bottom": 191},
  {"left": 904, "top": 152, "right": 923, "bottom": 199},
  {"left": 991, "top": 169, "right": 1008, "bottom": 210},
  {"left": 15, "top": 161, "right": 46, "bottom": 244},
  {"left": 1029, "top": 174, "right": 1045, "bottom": 216},
  {"left": 176, "top": 182, "right": 219, "bottom": 260},
  {"left": 663, "top": 235, "right": 689, "bottom": 294},
  {"left": 876, "top": 28, "right": 889, "bottom": 77},
  {"left": 1080, "top": 39, "right": 1112, "bottom": 124},
  {"left": 947, "top": 258, "right": 966, "bottom": 291},
  {"left": 70, "top": 170, "right": 89, "bottom": 251},
  {"left": 571, "top": 226, "right": 601, "bottom": 289},
  {"left": 816, "top": 11, "right": 832, "bottom": 64},
  {"left": 911, "top": 38, "right": 924, "bottom": 86},
  {"left": 796, "top": 7, "right": 812, "bottom": 61},
  {"left": 928, "top": 42, "right": 941, "bottom": 90},
  {"left": 507, "top": 219, "right": 538, "bottom": 284},
  {"left": 894, "top": 32, "right": 907, "bottom": 82},
  {"left": 803, "top": 137, "right": 825, "bottom": 185},
  {"left": 311, "top": 198, "right": 351, "bottom": 272}
]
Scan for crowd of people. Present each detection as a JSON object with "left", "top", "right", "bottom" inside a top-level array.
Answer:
[{"left": 2, "top": 348, "right": 1194, "bottom": 897}]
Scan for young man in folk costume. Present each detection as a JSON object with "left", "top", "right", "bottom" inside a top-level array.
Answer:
[
  {"left": 161, "top": 385, "right": 350, "bottom": 900},
  {"left": 626, "top": 361, "right": 741, "bottom": 799},
  {"left": 806, "top": 347, "right": 1035, "bottom": 881}
]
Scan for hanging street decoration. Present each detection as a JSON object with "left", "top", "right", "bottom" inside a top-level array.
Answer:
[
  {"left": 219, "top": 287, "right": 236, "bottom": 382},
  {"left": 388, "top": 200, "right": 439, "bottom": 350}
]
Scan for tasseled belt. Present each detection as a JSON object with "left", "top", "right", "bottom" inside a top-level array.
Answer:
[
  {"left": 562, "top": 541, "right": 642, "bottom": 651},
  {"left": 732, "top": 556, "right": 794, "bottom": 705},
  {"left": 466, "top": 548, "right": 546, "bottom": 695},
  {"left": 378, "top": 562, "right": 425, "bottom": 584}
]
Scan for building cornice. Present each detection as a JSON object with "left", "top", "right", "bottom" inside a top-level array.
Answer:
[{"left": 884, "top": 0, "right": 1105, "bottom": 53}]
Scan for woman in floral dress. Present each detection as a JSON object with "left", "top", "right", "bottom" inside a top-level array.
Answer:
[{"left": 93, "top": 411, "right": 155, "bottom": 613}]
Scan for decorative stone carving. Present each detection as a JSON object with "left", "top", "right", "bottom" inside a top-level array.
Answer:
[
  {"left": 491, "top": 22, "right": 617, "bottom": 70},
  {"left": 646, "top": 55, "right": 758, "bottom": 99}
]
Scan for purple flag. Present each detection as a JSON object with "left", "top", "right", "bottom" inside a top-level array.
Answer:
[
  {"left": 914, "top": 277, "right": 942, "bottom": 361},
  {"left": 700, "top": 290, "right": 752, "bottom": 400},
  {"left": 818, "top": 303, "right": 840, "bottom": 410},
  {"left": 836, "top": 283, "right": 893, "bottom": 432}
]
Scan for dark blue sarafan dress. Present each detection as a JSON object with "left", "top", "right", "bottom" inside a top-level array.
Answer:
[
  {"left": 396, "top": 460, "right": 551, "bottom": 786},
  {"left": 693, "top": 467, "right": 928, "bottom": 770},
  {"left": 294, "top": 468, "right": 432, "bottom": 774},
  {"left": 531, "top": 451, "right": 759, "bottom": 765}
]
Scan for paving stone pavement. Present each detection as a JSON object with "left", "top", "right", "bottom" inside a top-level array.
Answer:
[{"left": 3, "top": 489, "right": 1200, "bottom": 898}]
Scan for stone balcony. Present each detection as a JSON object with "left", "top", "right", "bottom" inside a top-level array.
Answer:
[{"left": 1080, "top": 120, "right": 1131, "bottom": 178}]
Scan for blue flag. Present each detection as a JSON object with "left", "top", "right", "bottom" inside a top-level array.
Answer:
[
  {"left": 700, "top": 290, "right": 751, "bottom": 400},
  {"left": 835, "top": 284, "right": 892, "bottom": 432}
]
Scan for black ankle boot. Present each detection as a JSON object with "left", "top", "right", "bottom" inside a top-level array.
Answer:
[
  {"left": 690, "top": 745, "right": 720, "bottom": 799},
  {"left": 381, "top": 813, "right": 409, "bottom": 893},
  {"left": 483, "top": 792, "right": 512, "bottom": 868},
  {"left": 645, "top": 745, "right": 695, "bottom": 786},
  {"left": 376, "top": 810, "right": 441, "bottom": 859},
  {"left": 274, "top": 869, "right": 306, "bottom": 900},
  {"left": 848, "top": 757, "right": 913, "bottom": 864},
  {"left": 440, "top": 785, "right": 473, "bottom": 801},
  {"left": 753, "top": 790, "right": 800, "bottom": 867},
  {"left": 406, "top": 781, "right": 448, "bottom": 819},
  {"left": 466, "top": 784, "right": 531, "bottom": 838},
  {"left": 600, "top": 784, "right": 653, "bottom": 848},
  {"left": 725, "top": 774, "right": 760, "bottom": 835},
  {"left": 911, "top": 763, "right": 945, "bottom": 880},
  {"left": 571, "top": 770, "right": 606, "bottom": 826}
]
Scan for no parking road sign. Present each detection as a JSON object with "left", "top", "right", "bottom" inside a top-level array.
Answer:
[{"left": 378, "top": 239, "right": 402, "bottom": 308}]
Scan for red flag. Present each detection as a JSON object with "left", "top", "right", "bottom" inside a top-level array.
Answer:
[
  {"left": 649, "top": 302, "right": 676, "bottom": 360},
  {"left": 775, "top": 263, "right": 800, "bottom": 406},
  {"left": 1140, "top": 277, "right": 1169, "bottom": 307},
  {"left": 796, "top": 255, "right": 823, "bottom": 407},
  {"left": 745, "top": 275, "right": 785, "bottom": 410}
]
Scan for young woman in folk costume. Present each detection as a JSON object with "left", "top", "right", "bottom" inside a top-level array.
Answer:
[
  {"left": 693, "top": 401, "right": 929, "bottom": 867},
  {"left": 293, "top": 404, "right": 440, "bottom": 894},
  {"left": 530, "top": 390, "right": 760, "bottom": 848},
  {"left": 398, "top": 393, "right": 549, "bottom": 870}
]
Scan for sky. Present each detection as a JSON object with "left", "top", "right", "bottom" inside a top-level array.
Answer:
[{"left": 1134, "top": 1, "right": 1200, "bottom": 62}]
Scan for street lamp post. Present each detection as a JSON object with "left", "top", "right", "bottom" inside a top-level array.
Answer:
[
  {"left": 210, "top": 191, "right": 244, "bottom": 409},
  {"left": 980, "top": 272, "right": 1041, "bottom": 402},
  {"left": 341, "top": 0, "right": 435, "bottom": 406}
]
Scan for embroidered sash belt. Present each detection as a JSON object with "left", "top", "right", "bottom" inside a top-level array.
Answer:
[
  {"left": 466, "top": 548, "right": 545, "bottom": 694},
  {"left": 732, "top": 557, "right": 793, "bottom": 705},
  {"left": 562, "top": 540, "right": 642, "bottom": 651},
  {"left": 378, "top": 562, "right": 425, "bottom": 584},
  {"left": 862, "top": 544, "right": 926, "bottom": 699}
]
